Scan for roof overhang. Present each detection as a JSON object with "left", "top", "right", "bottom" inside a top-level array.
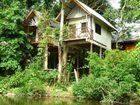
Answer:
[
  {"left": 23, "top": 10, "right": 42, "bottom": 26},
  {"left": 23, "top": 10, "right": 59, "bottom": 28},
  {"left": 56, "top": 0, "right": 117, "bottom": 31},
  {"left": 56, "top": 0, "right": 91, "bottom": 22}
]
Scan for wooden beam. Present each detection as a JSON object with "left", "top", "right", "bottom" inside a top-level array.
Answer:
[
  {"left": 35, "top": 28, "right": 39, "bottom": 43},
  {"left": 44, "top": 44, "right": 48, "bottom": 70},
  {"left": 89, "top": 43, "right": 93, "bottom": 74},
  {"left": 62, "top": 45, "right": 68, "bottom": 66},
  {"left": 58, "top": 6, "right": 65, "bottom": 82},
  {"left": 74, "top": 69, "right": 79, "bottom": 82},
  {"left": 100, "top": 47, "right": 102, "bottom": 58},
  {"left": 64, "top": 39, "right": 88, "bottom": 46},
  {"left": 62, "top": 45, "right": 68, "bottom": 82},
  {"left": 86, "top": 39, "right": 107, "bottom": 49},
  {"left": 90, "top": 42, "right": 93, "bottom": 53}
]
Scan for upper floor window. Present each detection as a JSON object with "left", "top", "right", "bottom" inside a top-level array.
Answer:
[
  {"left": 81, "top": 22, "right": 87, "bottom": 33},
  {"left": 95, "top": 23, "right": 101, "bottom": 35}
]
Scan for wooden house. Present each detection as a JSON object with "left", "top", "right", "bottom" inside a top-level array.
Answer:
[
  {"left": 112, "top": 27, "right": 140, "bottom": 50},
  {"left": 23, "top": 0, "right": 116, "bottom": 79},
  {"left": 112, "top": 38, "right": 140, "bottom": 50},
  {"left": 56, "top": 0, "right": 116, "bottom": 77},
  {"left": 23, "top": 10, "right": 59, "bottom": 69}
]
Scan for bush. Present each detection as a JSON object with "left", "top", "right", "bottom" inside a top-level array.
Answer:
[
  {"left": 73, "top": 49, "right": 140, "bottom": 103},
  {"left": 20, "top": 77, "right": 45, "bottom": 96},
  {"left": 73, "top": 75, "right": 97, "bottom": 99},
  {"left": 0, "top": 56, "right": 58, "bottom": 96}
]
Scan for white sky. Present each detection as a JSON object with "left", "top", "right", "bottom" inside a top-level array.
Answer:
[{"left": 108, "top": 0, "right": 121, "bottom": 9}]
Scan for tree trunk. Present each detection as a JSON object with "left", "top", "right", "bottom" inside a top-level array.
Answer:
[
  {"left": 58, "top": 44, "right": 62, "bottom": 82},
  {"left": 58, "top": 1, "right": 65, "bottom": 82},
  {"left": 62, "top": 45, "right": 68, "bottom": 82}
]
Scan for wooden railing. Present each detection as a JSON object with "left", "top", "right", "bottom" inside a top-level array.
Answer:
[
  {"left": 68, "top": 27, "right": 93, "bottom": 40},
  {"left": 30, "top": 27, "right": 94, "bottom": 44}
]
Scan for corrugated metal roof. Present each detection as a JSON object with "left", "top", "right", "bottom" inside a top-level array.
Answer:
[
  {"left": 76, "top": 0, "right": 117, "bottom": 31},
  {"left": 56, "top": 0, "right": 117, "bottom": 31}
]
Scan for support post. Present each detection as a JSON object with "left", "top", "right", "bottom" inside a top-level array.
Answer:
[
  {"left": 90, "top": 42, "right": 93, "bottom": 53},
  {"left": 89, "top": 43, "right": 93, "bottom": 74},
  {"left": 58, "top": 2, "right": 65, "bottom": 82},
  {"left": 63, "top": 45, "right": 68, "bottom": 67},
  {"left": 62, "top": 45, "right": 68, "bottom": 82},
  {"left": 100, "top": 47, "right": 102, "bottom": 58},
  {"left": 74, "top": 69, "right": 79, "bottom": 82},
  {"left": 44, "top": 44, "right": 48, "bottom": 70},
  {"left": 35, "top": 28, "right": 39, "bottom": 42}
]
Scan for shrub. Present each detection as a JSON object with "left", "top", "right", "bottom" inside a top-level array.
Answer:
[
  {"left": 20, "top": 77, "right": 45, "bottom": 96},
  {"left": 73, "top": 49, "right": 140, "bottom": 103},
  {"left": 0, "top": 56, "right": 58, "bottom": 96}
]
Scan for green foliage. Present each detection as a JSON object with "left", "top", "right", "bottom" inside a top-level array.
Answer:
[
  {"left": 73, "top": 75, "right": 101, "bottom": 99},
  {"left": 0, "top": 1, "right": 32, "bottom": 71},
  {"left": 38, "top": 10, "right": 60, "bottom": 50},
  {"left": 25, "top": 0, "right": 58, "bottom": 12},
  {"left": 54, "top": 83, "right": 67, "bottom": 91},
  {"left": 73, "top": 49, "right": 140, "bottom": 103},
  {"left": 0, "top": 55, "right": 58, "bottom": 96},
  {"left": 20, "top": 77, "right": 45, "bottom": 96},
  {"left": 104, "top": 0, "right": 140, "bottom": 44},
  {"left": 136, "top": 42, "right": 140, "bottom": 48},
  {"left": 80, "top": 0, "right": 110, "bottom": 14},
  {"left": 1, "top": 8, "right": 59, "bottom": 96}
]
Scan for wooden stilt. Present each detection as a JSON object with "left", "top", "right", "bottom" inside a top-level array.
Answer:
[
  {"left": 62, "top": 45, "right": 68, "bottom": 82},
  {"left": 100, "top": 47, "right": 102, "bottom": 58},
  {"left": 58, "top": 44, "right": 62, "bottom": 82},
  {"left": 63, "top": 45, "right": 68, "bottom": 67},
  {"left": 76, "top": 51, "right": 80, "bottom": 80},
  {"left": 44, "top": 44, "right": 48, "bottom": 70},
  {"left": 35, "top": 28, "right": 39, "bottom": 42},
  {"left": 90, "top": 42, "right": 93, "bottom": 53},
  {"left": 89, "top": 43, "right": 93, "bottom": 74},
  {"left": 74, "top": 69, "right": 79, "bottom": 82},
  {"left": 58, "top": 5, "right": 65, "bottom": 82}
]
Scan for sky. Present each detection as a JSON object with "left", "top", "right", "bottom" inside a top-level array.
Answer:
[{"left": 108, "top": 0, "right": 121, "bottom": 9}]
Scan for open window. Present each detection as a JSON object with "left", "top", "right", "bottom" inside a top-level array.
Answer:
[
  {"left": 95, "top": 23, "right": 101, "bottom": 35},
  {"left": 81, "top": 22, "right": 87, "bottom": 33}
]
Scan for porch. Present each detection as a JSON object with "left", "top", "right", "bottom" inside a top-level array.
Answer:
[
  {"left": 62, "top": 38, "right": 106, "bottom": 81},
  {"left": 67, "top": 26, "right": 94, "bottom": 40}
]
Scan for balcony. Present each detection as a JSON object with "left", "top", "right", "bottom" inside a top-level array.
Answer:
[{"left": 67, "top": 27, "right": 93, "bottom": 40}]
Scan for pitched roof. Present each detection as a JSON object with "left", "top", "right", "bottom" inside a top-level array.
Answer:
[
  {"left": 56, "top": 0, "right": 117, "bottom": 31},
  {"left": 76, "top": 0, "right": 117, "bottom": 31},
  {"left": 23, "top": 10, "right": 42, "bottom": 26},
  {"left": 23, "top": 10, "right": 59, "bottom": 27}
]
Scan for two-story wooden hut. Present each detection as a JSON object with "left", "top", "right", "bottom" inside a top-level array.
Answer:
[{"left": 23, "top": 0, "right": 116, "bottom": 79}]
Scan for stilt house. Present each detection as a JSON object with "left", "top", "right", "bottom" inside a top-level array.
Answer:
[{"left": 23, "top": 0, "right": 117, "bottom": 78}]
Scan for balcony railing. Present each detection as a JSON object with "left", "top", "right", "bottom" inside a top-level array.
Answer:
[
  {"left": 30, "top": 27, "right": 94, "bottom": 44},
  {"left": 68, "top": 27, "right": 93, "bottom": 40}
]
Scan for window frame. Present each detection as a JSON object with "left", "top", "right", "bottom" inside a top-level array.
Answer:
[
  {"left": 95, "top": 23, "right": 101, "bottom": 35},
  {"left": 81, "top": 22, "right": 87, "bottom": 33}
]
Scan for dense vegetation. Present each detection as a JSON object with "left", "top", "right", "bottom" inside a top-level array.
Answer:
[
  {"left": 0, "top": 0, "right": 140, "bottom": 104},
  {"left": 73, "top": 46, "right": 140, "bottom": 103}
]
